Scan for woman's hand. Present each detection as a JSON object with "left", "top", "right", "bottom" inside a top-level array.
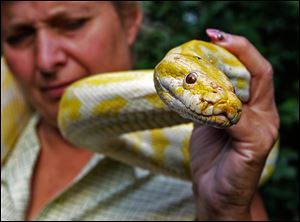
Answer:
[{"left": 190, "top": 29, "right": 279, "bottom": 220}]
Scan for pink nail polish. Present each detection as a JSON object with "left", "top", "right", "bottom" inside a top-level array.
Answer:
[{"left": 206, "top": 28, "right": 225, "bottom": 41}]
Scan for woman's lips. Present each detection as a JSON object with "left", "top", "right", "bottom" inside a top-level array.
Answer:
[{"left": 41, "top": 81, "right": 74, "bottom": 99}]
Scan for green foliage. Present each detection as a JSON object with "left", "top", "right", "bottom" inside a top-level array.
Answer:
[{"left": 133, "top": 1, "right": 299, "bottom": 220}]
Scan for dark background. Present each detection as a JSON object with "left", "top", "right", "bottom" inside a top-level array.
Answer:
[{"left": 133, "top": 1, "right": 299, "bottom": 221}]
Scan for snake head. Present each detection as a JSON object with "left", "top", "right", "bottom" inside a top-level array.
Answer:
[{"left": 154, "top": 52, "right": 242, "bottom": 128}]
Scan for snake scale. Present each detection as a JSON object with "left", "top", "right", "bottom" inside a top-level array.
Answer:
[{"left": 1, "top": 40, "right": 278, "bottom": 184}]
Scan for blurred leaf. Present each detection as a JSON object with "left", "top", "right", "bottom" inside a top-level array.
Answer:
[{"left": 279, "top": 98, "right": 299, "bottom": 128}]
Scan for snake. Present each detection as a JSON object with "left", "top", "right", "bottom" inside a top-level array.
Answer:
[{"left": 1, "top": 40, "right": 278, "bottom": 184}]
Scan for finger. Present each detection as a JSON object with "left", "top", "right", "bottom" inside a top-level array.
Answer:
[
  {"left": 206, "top": 28, "right": 272, "bottom": 77},
  {"left": 206, "top": 29, "right": 275, "bottom": 105}
]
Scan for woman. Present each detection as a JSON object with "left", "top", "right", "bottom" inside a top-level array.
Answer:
[{"left": 1, "top": 1, "right": 279, "bottom": 220}]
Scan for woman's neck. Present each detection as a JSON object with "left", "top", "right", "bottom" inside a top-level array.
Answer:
[{"left": 37, "top": 117, "right": 94, "bottom": 157}]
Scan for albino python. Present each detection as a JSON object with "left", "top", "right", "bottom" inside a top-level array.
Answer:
[{"left": 1, "top": 40, "right": 278, "bottom": 184}]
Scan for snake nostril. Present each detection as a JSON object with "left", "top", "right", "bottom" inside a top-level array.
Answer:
[{"left": 195, "top": 56, "right": 202, "bottom": 61}]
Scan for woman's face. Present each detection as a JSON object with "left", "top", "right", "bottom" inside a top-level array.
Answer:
[{"left": 1, "top": 1, "right": 142, "bottom": 126}]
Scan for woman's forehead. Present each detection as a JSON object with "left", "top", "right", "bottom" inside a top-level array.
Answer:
[
  {"left": 2, "top": 1, "right": 105, "bottom": 21},
  {"left": 1, "top": 1, "right": 108, "bottom": 33}
]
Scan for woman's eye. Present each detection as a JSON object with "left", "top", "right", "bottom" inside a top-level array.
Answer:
[
  {"left": 6, "top": 28, "right": 35, "bottom": 46},
  {"left": 60, "top": 18, "right": 88, "bottom": 31}
]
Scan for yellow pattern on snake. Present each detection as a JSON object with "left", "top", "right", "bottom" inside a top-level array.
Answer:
[{"left": 1, "top": 40, "right": 278, "bottom": 185}]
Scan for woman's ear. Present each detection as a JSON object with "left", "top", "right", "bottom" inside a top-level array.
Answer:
[{"left": 122, "top": 5, "right": 143, "bottom": 46}]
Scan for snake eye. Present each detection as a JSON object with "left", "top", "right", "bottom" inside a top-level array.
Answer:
[{"left": 185, "top": 72, "right": 198, "bottom": 84}]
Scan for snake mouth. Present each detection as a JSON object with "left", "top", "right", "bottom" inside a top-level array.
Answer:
[
  {"left": 184, "top": 102, "right": 241, "bottom": 128},
  {"left": 183, "top": 93, "right": 242, "bottom": 128},
  {"left": 154, "top": 75, "right": 241, "bottom": 128}
]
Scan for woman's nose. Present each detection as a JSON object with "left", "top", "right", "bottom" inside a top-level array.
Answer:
[{"left": 35, "top": 29, "right": 67, "bottom": 73}]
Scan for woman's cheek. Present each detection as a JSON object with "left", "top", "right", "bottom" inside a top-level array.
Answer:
[{"left": 4, "top": 48, "right": 35, "bottom": 87}]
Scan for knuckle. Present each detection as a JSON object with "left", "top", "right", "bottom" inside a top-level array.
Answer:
[
  {"left": 264, "top": 61, "right": 274, "bottom": 76},
  {"left": 270, "top": 115, "right": 280, "bottom": 140},
  {"left": 259, "top": 60, "right": 274, "bottom": 81},
  {"left": 237, "top": 36, "right": 251, "bottom": 50},
  {"left": 261, "top": 122, "right": 280, "bottom": 155}
]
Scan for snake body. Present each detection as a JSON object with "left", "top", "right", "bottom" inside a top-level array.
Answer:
[{"left": 1, "top": 40, "right": 278, "bottom": 184}]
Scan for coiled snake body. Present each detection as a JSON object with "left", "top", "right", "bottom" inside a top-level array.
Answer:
[{"left": 1, "top": 40, "right": 278, "bottom": 184}]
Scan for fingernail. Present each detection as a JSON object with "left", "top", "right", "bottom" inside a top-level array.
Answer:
[{"left": 206, "top": 28, "right": 225, "bottom": 41}]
